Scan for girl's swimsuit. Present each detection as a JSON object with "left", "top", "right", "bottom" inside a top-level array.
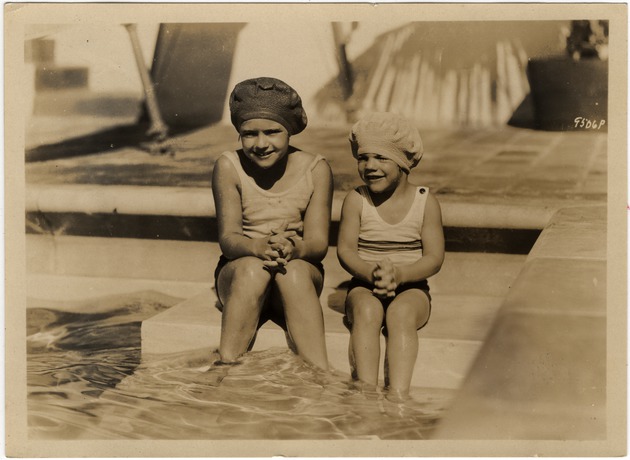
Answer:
[
  {"left": 222, "top": 150, "right": 324, "bottom": 239},
  {"left": 214, "top": 150, "right": 326, "bottom": 327},
  {"left": 356, "top": 184, "right": 428, "bottom": 265},
  {"left": 345, "top": 185, "right": 432, "bottom": 334}
]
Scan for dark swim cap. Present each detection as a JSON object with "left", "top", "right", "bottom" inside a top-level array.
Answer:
[{"left": 229, "top": 77, "right": 308, "bottom": 135}]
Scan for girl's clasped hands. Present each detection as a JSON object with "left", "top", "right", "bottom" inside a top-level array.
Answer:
[
  {"left": 262, "top": 221, "right": 302, "bottom": 273},
  {"left": 372, "top": 257, "right": 398, "bottom": 299}
]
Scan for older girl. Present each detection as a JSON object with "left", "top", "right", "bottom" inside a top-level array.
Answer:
[{"left": 212, "top": 77, "right": 332, "bottom": 369}]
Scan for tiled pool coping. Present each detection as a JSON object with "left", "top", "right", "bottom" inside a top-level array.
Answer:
[
  {"left": 434, "top": 205, "right": 607, "bottom": 440},
  {"left": 26, "top": 183, "right": 557, "bottom": 229},
  {"left": 26, "top": 184, "right": 557, "bottom": 256}
]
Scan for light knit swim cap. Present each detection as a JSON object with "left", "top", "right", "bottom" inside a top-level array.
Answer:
[
  {"left": 229, "top": 77, "right": 308, "bottom": 135},
  {"left": 349, "top": 112, "right": 424, "bottom": 172}
]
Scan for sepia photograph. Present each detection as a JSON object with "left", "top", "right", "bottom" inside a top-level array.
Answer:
[{"left": 5, "top": 2, "right": 627, "bottom": 457}]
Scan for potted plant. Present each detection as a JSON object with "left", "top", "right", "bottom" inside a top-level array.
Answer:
[{"left": 527, "top": 20, "right": 608, "bottom": 131}]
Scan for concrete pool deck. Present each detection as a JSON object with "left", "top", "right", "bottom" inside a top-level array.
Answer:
[
  {"left": 25, "top": 119, "right": 607, "bottom": 223},
  {"left": 24, "top": 117, "right": 614, "bottom": 441},
  {"left": 434, "top": 205, "right": 608, "bottom": 439}
]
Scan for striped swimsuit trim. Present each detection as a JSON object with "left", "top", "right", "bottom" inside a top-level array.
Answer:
[{"left": 358, "top": 237, "right": 423, "bottom": 253}]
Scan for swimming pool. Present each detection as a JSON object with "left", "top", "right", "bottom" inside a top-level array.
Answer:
[
  {"left": 26, "top": 234, "right": 527, "bottom": 440},
  {"left": 27, "top": 299, "right": 452, "bottom": 440}
]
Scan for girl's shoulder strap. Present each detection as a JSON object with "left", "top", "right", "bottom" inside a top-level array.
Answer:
[
  {"left": 300, "top": 152, "right": 327, "bottom": 191},
  {"left": 413, "top": 185, "right": 430, "bottom": 225},
  {"left": 416, "top": 185, "right": 430, "bottom": 196},
  {"left": 300, "top": 150, "right": 326, "bottom": 173},
  {"left": 221, "top": 150, "right": 239, "bottom": 165},
  {"left": 354, "top": 185, "right": 375, "bottom": 208},
  {"left": 304, "top": 152, "right": 326, "bottom": 171},
  {"left": 354, "top": 185, "right": 369, "bottom": 199},
  {"left": 220, "top": 150, "right": 247, "bottom": 184}
]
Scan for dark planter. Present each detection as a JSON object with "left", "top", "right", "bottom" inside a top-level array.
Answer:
[{"left": 527, "top": 56, "right": 608, "bottom": 131}]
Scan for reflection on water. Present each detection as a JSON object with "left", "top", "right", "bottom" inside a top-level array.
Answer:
[{"left": 27, "top": 294, "right": 453, "bottom": 440}]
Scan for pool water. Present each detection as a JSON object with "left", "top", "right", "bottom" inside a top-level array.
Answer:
[{"left": 27, "top": 295, "right": 454, "bottom": 440}]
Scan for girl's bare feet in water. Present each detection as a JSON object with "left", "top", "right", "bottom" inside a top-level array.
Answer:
[
  {"left": 385, "top": 388, "right": 410, "bottom": 403},
  {"left": 343, "top": 380, "right": 382, "bottom": 407}
]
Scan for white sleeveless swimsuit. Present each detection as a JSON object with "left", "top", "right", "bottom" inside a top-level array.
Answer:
[{"left": 356, "top": 185, "right": 429, "bottom": 266}]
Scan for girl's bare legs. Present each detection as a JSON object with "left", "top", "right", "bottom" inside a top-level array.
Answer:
[
  {"left": 216, "top": 257, "right": 272, "bottom": 363},
  {"left": 273, "top": 259, "right": 329, "bottom": 370},
  {"left": 384, "top": 290, "right": 430, "bottom": 399},
  {"left": 346, "top": 287, "right": 384, "bottom": 386}
]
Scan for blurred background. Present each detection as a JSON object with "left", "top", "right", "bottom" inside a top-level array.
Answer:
[{"left": 24, "top": 19, "right": 609, "bottom": 152}]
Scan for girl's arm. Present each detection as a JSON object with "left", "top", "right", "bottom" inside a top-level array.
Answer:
[
  {"left": 212, "top": 155, "right": 271, "bottom": 260},
  {"left": 394, "top": 193, "right": 445, "bottom": 284},
  {"left": 289, "top": 159, "right": 333, "bottom": 263},
  {"left": 336, "top": 190, "right": 378, "bottom": 283}
]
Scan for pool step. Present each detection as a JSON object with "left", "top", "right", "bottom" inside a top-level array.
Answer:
[
  {"left": 27, "top": 235, "right": 526, "bottom": 298},
  {"left": 141, "top": 287, "right": 504, "bottom": 390},
  {"left": 26, "top": 272, "right": 206, "bottom": 306}
]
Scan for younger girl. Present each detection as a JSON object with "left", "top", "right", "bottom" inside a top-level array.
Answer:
[
  {"left": 337, "top": 112, "right": 444, "bottom": 400},
  {"left": 212, "top": 77, "right": 333, "bottom": 370}
]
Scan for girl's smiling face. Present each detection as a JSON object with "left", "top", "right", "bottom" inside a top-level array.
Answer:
[
  {"left": 357, "top": 152, "right": 404, "bottom": 194},
  {"left": 239, "top": 119, "right": 290, "bottom": 169}
]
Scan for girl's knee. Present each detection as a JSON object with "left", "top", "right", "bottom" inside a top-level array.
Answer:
[
  {"left": 386, "top": 298, "right": 429, "bottom": 332},
  {"left": 385, "top": 311, "right": 413, "bottom": 333},
  {"left": 220, "top": 258, "right": 271, "bottom": 300},
  {"left": 276, "top": 260, "right": 319, "bottom": 288},
  {"left": 350, "top": 301, "right": 384, "bottom": 330},
  {"left": 231, "top": 258, "right": 269, "bottom": 283}
]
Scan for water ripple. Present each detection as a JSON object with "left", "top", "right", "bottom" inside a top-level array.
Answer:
[{"left": 27, "top": 299, "right": 454, "bottom": 440}]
